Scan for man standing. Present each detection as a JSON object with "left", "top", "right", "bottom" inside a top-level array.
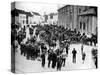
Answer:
[
  {"left": 66, "top": 44, "right": 69, "bottom": 56},
  {"left": 57, "top": 55, "right": 62, "bottom": 71},
  {"left": 62, "top": 48, "right": 67, "bottom": 67},
  {"left": 52, "top": 51, "right": 57, "bottom": 69},
  {"left": 81, "top": 44, "right": 84, "bottom": 54},
  {"left": 82, "top": 52, "right": 86, "bottom": 63},
  {"left": 41, "top": 52, "right": 45, "bottom": 68},
  {"left": 41, "top": 44, "right": 46, "bottom": 68},
  {"left": 48, "top": 48, "right": 53, "bottom": 68},
  {"left": 72, "top": 48, "right": 77, "bottom": 63}
]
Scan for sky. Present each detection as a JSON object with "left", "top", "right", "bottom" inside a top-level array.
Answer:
[{"left": 12, "top": 2, "right": 65, "bottom": 16}]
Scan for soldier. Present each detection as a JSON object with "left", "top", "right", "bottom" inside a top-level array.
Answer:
[
  {"left": 52, "top": 51, "right": 57, "bottom": 69},
  {"left": 57, "top": 55, "right": 62, "bottom": 71},
  {"left": 48, "top": 48, "right": 53, "bottom": 68}
]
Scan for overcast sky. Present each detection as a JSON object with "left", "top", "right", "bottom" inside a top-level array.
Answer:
[{"left": 13, "top": 2, "right": 65, "bottom": 16}]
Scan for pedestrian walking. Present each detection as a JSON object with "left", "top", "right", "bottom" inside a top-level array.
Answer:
[
  {"left": 72, "top": 48, "right": 77, "bottom": 63},
  {"left": 52, "top": 51, "right": 57, "bottom": 69},
  {"left": 57, "top": 55, "right": 62, "bottom": 71},
  {"left": 66, "top": 44, "right": 69, "bottom": 56},
  {"left": 91, "top": 48, "right": 98, "bottom": 68},
  {"left": 41, "top": 52, "right": 45, "bottom": 68},
  {"left": 48, "top": 49, "right": 53, "bottom": 68},
  {"left": 62, "top": 48, "right": 67, "bottom": 67},
  {"left": 82, "top": 52, "right": 86, "bottom": 63},
  {"left": 81, "top": 44, "right": 84, "bottom": 54}
]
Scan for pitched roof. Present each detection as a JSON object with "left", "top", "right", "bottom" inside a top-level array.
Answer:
[
  {"left": 32, "top": 12, "right": 40, "bottom": 16},
  {"left": 11, "top": 8, "right": 40, "bottom": 17}
]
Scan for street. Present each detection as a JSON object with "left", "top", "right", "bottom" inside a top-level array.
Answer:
[{"left": 15, "top": 43, "right": 97, "bottom": 73}]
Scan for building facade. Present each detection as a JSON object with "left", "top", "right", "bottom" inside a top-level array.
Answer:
[
  {"left": 28, "top": 12, "right": 43, "bottom": 26},
  {"left": 58, "top": 5, "right": 78, "bottom": 30},
  {"left": 77, "top": 6, "right": 97, "bottom": 35},
  {"left": 11, "top": 9, "right": 42, "bottom": 27},
  {"left": 11, "top": 9, "right": 32, "bottom": 27},
  {"left": 44, "top": 13, "right": 58, "bottom": 25},
  {"left": 18, "top": 14, "right": 27, "bottom": 26},
  {"left": 58, "top": 5, "right": 97, "bottom": 35}
]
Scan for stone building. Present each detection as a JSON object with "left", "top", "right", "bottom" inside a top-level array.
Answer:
[
  {"left": 58, "top": 5, "right": 77, "bottom": 30},
  {"left": 77, "top": 6, "right": 97, "bottom": 36},
  {"left": 58, "top": 5, "right": 97, "bottom": 36}
]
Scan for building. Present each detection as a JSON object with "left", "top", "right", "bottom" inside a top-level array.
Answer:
[
  {"left": 44, "top": 13, "right": 58, "bottom": 25},
  {"left": 28, "top": 12, "right": 43, "bottom": 25},
  {"left": 11, "top": 9, "right": 42, "bottom": 27},
  {"left": 58, "top": 5, "right": 97, "bottom": 35},
  {"left": 58, "top": 5, "right": 78, "bottom": 30},
  {"left": 77, "top": 6, "right": 97, "bottom": 35},
  {"left": 11, "top": 8, "right": 33, "bottom": 27}
]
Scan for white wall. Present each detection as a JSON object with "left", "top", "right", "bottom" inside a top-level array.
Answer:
[
  {"left": 28, "top": 15, "right": 42, "bottom": 25},
  {"left": 19, "top": 14, "right": 26, "bottom": 27},
  {"left": 47, "top": 14, "right": 58, "bottom": 25}
]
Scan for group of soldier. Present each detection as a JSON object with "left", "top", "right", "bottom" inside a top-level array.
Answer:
[
  {"left": 40, "top": 44, "right": 69, "bottom": 70},
  {"left": 11, "top": 23, "right": 98, "bottom": 71}
]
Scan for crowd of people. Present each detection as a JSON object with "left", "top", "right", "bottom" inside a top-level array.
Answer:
[{"left": 11, "top": 23, "right": 98, "bottom": 71}]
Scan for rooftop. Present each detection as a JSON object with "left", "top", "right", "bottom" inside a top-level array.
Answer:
[{"left": 11, "top": 8, "right": 41, "bottom": 17}]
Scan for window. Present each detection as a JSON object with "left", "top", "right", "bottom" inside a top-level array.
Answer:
[
  {"left": 34, "top": 22, "right": 36, "bottom": 24},
  {"left": 23, "top": 20, "right": 26, "bottom": 24},
  {"left": 50, "top": 15, "right": 53, "bottom": 19},
  {"left": 83, "top": 22, "right": 86, "bottom": 30},
  {"left": 80, "top": 22, "right": 82, "bottom": 29},
  {"left": 23, "top": 20, "right": 25, "bottom": 24},
  {"left": 30, "top": 21, "right": 32, "bottom": 24},
  {"left": 79, "top": 8, "right": 81, "bottom": 13}
]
